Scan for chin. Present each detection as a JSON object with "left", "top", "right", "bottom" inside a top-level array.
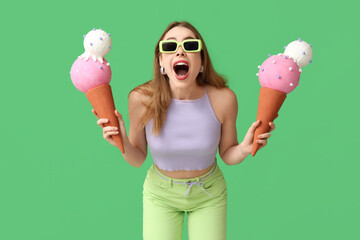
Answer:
[{"left": 170, "top": 73, "right": 196, "bottom": 86}]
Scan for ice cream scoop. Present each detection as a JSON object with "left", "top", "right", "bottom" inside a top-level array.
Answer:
[
  {"left": 79, "top": 28, "right": 112, "bottom": 63},
  {"left": 258, "top": 54, "right": 300, "bottom": 94},
  {"left": 284, "top": 38, "right": 313, "bottom": 69},
  {"left": 252, "top": 39, "right": 313, "bottom": 156},
  {"left": 70, "top": 28, "right": 124, "bottom": 153},
  {"left": 70, "top": 57, "right": 111, "bottom": 93}
]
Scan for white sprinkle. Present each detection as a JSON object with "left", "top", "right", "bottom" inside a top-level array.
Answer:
[
  {"left": 107, "top": 63, "right": 110, "bottom": 66},
  {"left": 256, "top": 73, "right": 259, "bottom": 76},
  {"left": 290, "top": 83, "right": 293, "bottom": 86},
  {"left": 258, "top": 65, "right": 260, "bottom": 69},
  {"left": 272, "top": 60, "right": 276, "bottom": 63},
  {"left": 289, "top": 67, "right": 293, "bottom": 71},
  {"left": 299, "top": 69, "right": 302, "bottom": 72}
]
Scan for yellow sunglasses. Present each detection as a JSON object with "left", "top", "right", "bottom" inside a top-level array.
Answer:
[{"left": 159, "top": 39, "right": 202, "bottom": 53}]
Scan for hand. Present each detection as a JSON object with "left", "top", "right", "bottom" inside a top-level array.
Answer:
[
  {"left": 240, "top": 120, "right": 276, "bottom": 155},
  {"left": 92, "top": 109, "right": 129, "bottom": 147}
]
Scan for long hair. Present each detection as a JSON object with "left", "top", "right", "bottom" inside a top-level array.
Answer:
[{"left": 130, "top": 21, "right": 228, "bottom": 135}]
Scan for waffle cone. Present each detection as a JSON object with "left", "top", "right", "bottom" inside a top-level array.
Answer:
[
  {"left": 86, "top": 84, "right": 125, "bottom": 153},
  {"left": 252, "top": 87, "right": 287, "bottom": 156}
]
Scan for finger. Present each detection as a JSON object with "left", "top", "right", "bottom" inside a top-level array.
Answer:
[
  {"left": 115, "top": 110, "right": 127, "bottom": 137},
  {"left": 254, "top": 119, "right": 261, "bottom": 126},
  {"left": 248, "top": 120, "right": 261, "bottom": 134},
  {"left": 243, "top": 120, "right": 261, "bottom": 143},
  {"left": 103, "top": 126, "right": 118, "bottom": 132},
  {"left": 115, "top": 110, "right": 121, "bottom": 117},
  {"left": 104, "top": 130, "right": 120, "bottom": 140},
  {"left": 269, "top": 122, "right": 276, "bottom": 132},
  {"left": 92, "top": 109, "right": 99, "bottom": 119},
  {"left": 256, "top": 139, "right": 267, "bottom": 145},
  {"left": 115, "top": 110, "right": 124, "bottom": 127},
  {"left": 258, "top": 132, "right": 271, "bottom": 139},
  {"left": 97, "top": 118, "right": 109, "bottom": 128},
  {"left": 269, "top": 122, "right": 275, "bottom": 131},
  {"left": 117, "top": 112, "right": 128, "bottom": 137}
]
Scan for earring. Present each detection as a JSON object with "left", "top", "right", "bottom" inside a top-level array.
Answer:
[
  {"left": 200, "top": 65, "right": 203, "bottom": 73},
  {"left": 160, "top": 66, "right": 166, "bottom": 75}
]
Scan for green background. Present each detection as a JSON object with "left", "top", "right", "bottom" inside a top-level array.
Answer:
[{"left": 1, "top": 0, "right": 359, "bottom": 239}]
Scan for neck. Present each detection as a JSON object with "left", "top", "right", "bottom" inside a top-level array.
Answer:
[{"left": 170, "top": 82, "right": 205, "bottom": 100}]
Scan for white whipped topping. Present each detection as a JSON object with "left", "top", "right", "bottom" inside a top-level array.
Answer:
[
  {"left": 284, "top": 39, "right": 313, "bottom": 68},
  {"left": 79, "top": 28, "right": 112, "bottom": 63}
]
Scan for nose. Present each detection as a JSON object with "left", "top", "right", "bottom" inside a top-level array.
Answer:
[{"left": 176, "top": 45, "right": 186, "bottom": 56}]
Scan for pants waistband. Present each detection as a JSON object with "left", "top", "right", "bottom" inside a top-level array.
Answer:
[{"left": 152, "top": 161, "right": 217, "bottom": 198}]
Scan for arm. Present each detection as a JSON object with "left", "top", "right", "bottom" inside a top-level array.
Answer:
[
  {"left": 118, "top": 90, "right": 148, "bottom": 168},
  {"left": 218, "top": 89, "right": 275, "bottom": 165},
  {"left": 218, "top": 88, "right": 248, "bottom": 165}
]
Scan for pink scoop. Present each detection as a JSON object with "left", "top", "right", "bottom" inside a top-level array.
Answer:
[
  {"left": 70, "top": 57, "right": 111, "bottom": 93},
  {"left": 258, "top": 54, "right": 300, "bottom": 94}
]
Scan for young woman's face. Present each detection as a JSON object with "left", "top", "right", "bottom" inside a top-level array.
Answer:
[{"left": 159, "top": 26, "right": 202, "bottom": 87}]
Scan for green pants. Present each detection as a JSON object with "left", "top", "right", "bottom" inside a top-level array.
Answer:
[{"left": 143, "top": 160, "right": 227, "bottom": 240}]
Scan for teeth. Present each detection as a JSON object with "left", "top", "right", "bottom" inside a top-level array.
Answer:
[{"left": 175, "top": 62, "right": 188, "bottom": 66}]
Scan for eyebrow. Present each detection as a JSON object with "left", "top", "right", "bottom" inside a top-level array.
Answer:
[{"left": 166, "top": 36, "right": 195, "bottom": 40}]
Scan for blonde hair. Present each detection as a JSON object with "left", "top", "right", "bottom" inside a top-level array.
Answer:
[{"left": 130, "top": 21, "right": 228, "bottom": 135}]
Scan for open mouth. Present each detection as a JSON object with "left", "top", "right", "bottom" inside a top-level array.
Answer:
[{"left": 173, "top": 61, "right": 189, "bottom": 79}]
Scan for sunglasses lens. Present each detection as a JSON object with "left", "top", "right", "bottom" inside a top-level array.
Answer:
[
  {"left": 162, "top": 42, "right": 177, "bottom": 52},
  {"left": 184, "top": 41, "right": 199, "bottom": 51}
]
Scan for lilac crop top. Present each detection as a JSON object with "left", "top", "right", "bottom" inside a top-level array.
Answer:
[{"left": 145, "top": 86, "right": 221, "bottom": 171}]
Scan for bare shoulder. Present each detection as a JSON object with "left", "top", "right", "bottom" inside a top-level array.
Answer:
[
  {"left": 206, "top": 85, "right": 236, "bottom": 100},
  {"left": 206, "top": 85, "right": 238, "bottom": 123},
  {"left": 128, "top": 90, "right": 150, "bottom": 114},
  {"left": 129, "top": 90, "right": 149, "bottom": 105}
]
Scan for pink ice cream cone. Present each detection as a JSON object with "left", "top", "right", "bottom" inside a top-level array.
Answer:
[
  {"left": 70, "top": 29, "right": 124, "bottom": 153},
  {"left": 252, "top": 39, "right": 313, "bottom": 156}
]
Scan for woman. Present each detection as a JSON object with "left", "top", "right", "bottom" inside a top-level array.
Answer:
[{"left": 92, "top": 21, "right": 275, "bottom": 240}]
